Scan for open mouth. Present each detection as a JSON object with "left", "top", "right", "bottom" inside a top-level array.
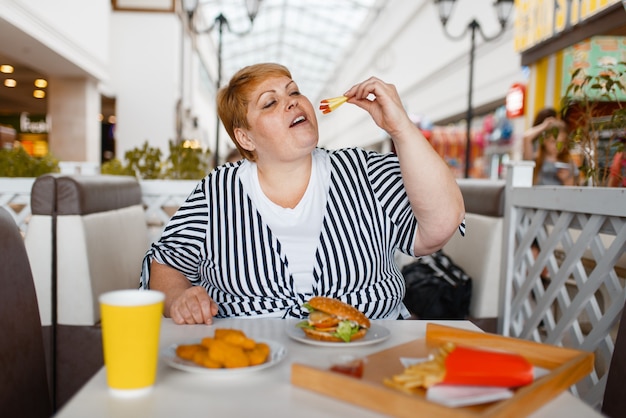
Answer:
[{"left": 290, "top": 115, "right": 306, "bottom": 127}]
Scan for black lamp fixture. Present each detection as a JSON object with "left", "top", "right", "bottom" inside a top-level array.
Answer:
[
  {"left": 182, "top": 0, "right": 263, "bottom": 167},
  {"left": 434, "top": 0, "right": 514, "bottom": 178}
]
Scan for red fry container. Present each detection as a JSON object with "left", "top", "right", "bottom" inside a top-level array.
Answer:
[{"left": 443, "top": 345, "right": 534, "bottom": 387}]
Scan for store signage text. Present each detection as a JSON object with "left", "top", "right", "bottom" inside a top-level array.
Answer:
[
  {"left": 514, "top": 0, "right": 623, "bottom": 53},
  {"left": 20, "top": 112, "right": 50, "bottom": 134}
]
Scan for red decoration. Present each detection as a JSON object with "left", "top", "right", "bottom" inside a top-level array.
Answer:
[{"left": 506, "top": 83, "right": 526, "bottom": 118}]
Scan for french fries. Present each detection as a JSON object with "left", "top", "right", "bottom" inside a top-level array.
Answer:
[
  {"left": 175, "top": 328, "right": 270, "bottom": 369},
  {"left": 384, "top": 341, "right": 535, "bottom": 393},
  {"left": 383, "top": 342, "right": 454, "bottom": 393},
  {"left": 319, "top": 96, "right": 348, "bottom": 114}
]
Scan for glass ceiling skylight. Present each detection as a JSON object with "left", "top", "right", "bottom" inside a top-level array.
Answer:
[{"left": 196, "top": 0, "right": 382, "bottom": 101}]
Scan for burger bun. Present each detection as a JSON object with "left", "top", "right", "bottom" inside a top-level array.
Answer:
[{"left": 307, "top": 296, "right": 371, "bottom": 329}]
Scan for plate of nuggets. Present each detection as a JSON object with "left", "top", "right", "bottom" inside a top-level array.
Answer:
[{"left": 163, "top": 328, "right": 287, "bottom": 374}]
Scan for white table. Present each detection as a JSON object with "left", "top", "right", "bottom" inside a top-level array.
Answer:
[{"left": 55, "top": 318, "right": 602, "bottom": 417}]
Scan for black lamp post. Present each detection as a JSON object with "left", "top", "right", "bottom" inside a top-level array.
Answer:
[
  {"left": 434, "top": 0, "right": 514, "bottom": 178},
  {"left": 182, "top": 0, "right": 262, "bottom": 168}
]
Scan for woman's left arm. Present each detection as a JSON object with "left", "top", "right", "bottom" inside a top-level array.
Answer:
[{"left": 344, "top": 77, "right": 465, "bottom": 255}]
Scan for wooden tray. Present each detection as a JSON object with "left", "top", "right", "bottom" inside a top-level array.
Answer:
[{"left": 291, "top": 323, "right": 594, "bottom": 418}]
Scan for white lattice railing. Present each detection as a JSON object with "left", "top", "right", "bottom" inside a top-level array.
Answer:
[
  {"left": 0, "top": 178, "right": 36, "bottom": 236},
  {"left": 139, "top": 179, "right": 198, "bottom": 243},
  {"left": 0, "top": 178, "right": 196, "bottom": 243},
  {"left": 499, "top": 162, "right": 626, "bottom": 410}
]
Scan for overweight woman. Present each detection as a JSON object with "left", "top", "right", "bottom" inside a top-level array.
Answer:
[{"left": 141, "top": 63, "right": 465, "bottom": 324}]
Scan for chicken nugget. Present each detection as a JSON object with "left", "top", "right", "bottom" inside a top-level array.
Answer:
[
  {"left": 192, "top": 349, "right": 222, "bottom": 369},
  {"left": 176, "top": 344, "right": 204, "bottom": 361},
  {"left": 223, "top": 347, "right": 251, "bottom": 368},
  {"left": 207, "top": 339, "right": 229, "bottom": 364},
  {"left": 214, "top": 328, "right": 243, "bottom": 339},
  {"left": 246, "top": 342, "right": 270, "bottom": 366},
  {"left": 200, "top": 337, "right": 215, "bottom": 349},
  {"left": 214, "top": 329, "right": 256, "bottom": 350},
  {"left": 209, "top": 339, "right": 250, "bottom": 368}
]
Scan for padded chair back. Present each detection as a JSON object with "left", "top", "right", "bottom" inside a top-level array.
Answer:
[
  {"left": 0, "top": 207, "right": 52, "bottom": 418},
  {"left": 602, "top": 301, "right": 626, "bottom": 418},
  {"left": 24, "top": 174, "right": 148, "bottom": 409}
]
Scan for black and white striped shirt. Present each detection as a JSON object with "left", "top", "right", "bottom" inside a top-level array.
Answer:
[{"left": 140, "top": 147, "right": 417, "bottom": 319}]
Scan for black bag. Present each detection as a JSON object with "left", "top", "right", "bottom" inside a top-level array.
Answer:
[{"left": 401, "top": 250, "right": 472, "bottom": 319}]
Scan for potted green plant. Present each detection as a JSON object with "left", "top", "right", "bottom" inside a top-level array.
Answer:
[
  {"left": 561, "top": 60, "right": 626, "bottom": 186},
  {"left": 101, "top": 140, "right": 212, "bottom": 180},
  {"left": 101, "top": 141, "right": 163, "bottom": 179},
  {"left": 0, "top": 146, "right": 59, "bottom": 177}
]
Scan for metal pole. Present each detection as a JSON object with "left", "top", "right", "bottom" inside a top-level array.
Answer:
[
  {"left": 214, "top": 14, "right": 225, "bottom": 169},
  {"left": 465, "top": 20, "right": 478, "bottom": 179}
]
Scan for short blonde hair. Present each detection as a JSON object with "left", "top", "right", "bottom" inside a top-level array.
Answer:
[{"left": 217, "top": 63, "right": 292, "bottom": 161}]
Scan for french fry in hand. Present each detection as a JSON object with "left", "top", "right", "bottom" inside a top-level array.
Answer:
[
  {"left": 384, "top": 343, "right": 534, "bottom": 393},
  {"left": 319, "top": 96, "right": 348, "bottom": 114}
]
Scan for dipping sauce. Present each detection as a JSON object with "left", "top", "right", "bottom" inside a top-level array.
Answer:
[{"left": 329, "top": 356, "right": 365, "bottom": 378}]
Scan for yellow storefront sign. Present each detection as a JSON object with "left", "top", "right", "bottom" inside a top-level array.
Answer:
[{"left": 514, "top": 0, "right": 623, "bottom": 52}]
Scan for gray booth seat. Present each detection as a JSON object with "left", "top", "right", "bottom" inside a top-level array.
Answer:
[
  {"left": 24, "top": 174, "right": 149, "bottom": 410},
  {"left": 443, "top": 179, "right": 505, "bottom": 322},
  {"left": 0, "top": 207, "right": 52, "bottom": 418},
  {"left": 396, "top": 179, "right": 506, "bottom": 330}
]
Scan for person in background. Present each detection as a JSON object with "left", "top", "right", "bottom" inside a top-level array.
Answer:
[
  {"left": 522, "top": 108, "right": 565, "bottom": 161},
  {"left": 608, "top": 150, "right": 625, "bottom": 187},
  {"left": 141, "top": 63, "right": 465, "bottom": 325},
  {"left": 523, "top": 107, "right": 578, "bottom": 186}
]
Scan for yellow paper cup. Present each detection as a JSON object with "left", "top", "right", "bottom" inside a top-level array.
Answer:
[{"left": 99, "top": 289, "right": 164, "bottom": 396}]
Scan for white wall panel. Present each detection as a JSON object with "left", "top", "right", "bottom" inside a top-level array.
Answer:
[{"left": 110, "top": 12, "right": 181, "bottom": 155}]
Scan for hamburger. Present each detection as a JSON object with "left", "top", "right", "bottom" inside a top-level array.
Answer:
[{"left": 296, "top": 296, "right": 371, "bottom": 342}]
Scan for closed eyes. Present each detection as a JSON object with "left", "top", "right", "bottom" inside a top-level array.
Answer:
[{"left": 262, "top": 91, "right": 301, "bottom": 109}]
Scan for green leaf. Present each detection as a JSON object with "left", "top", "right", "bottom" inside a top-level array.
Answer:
[
  {"left": 334, "top": 321, "right": 359, "bottom": 342},
  {"left": 296, "top": 320, "right": 313, "bottom": 329}
]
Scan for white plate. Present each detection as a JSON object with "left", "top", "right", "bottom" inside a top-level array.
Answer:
[
  {"left": 286, "top": 322, "right": 391, "bottom": 347},
  {"left": 162, "top": 339, "right": 287, "bottom": 374}
]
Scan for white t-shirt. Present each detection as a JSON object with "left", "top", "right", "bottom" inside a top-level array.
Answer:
[{"left": 239, "top": 149, "right": 330, "bottom": 293}]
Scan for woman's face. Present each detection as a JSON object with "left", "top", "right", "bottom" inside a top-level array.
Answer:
[
  {"left": 235, "top": 75, "right": 318, "bottom": 164},
  {"left": 542, "top": 128, "right": 568, "bottom": 157}
]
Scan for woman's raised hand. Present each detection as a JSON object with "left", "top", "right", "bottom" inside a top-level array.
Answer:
[{"left": 343, "top": 77, "right": 414, "bottom": 139}]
